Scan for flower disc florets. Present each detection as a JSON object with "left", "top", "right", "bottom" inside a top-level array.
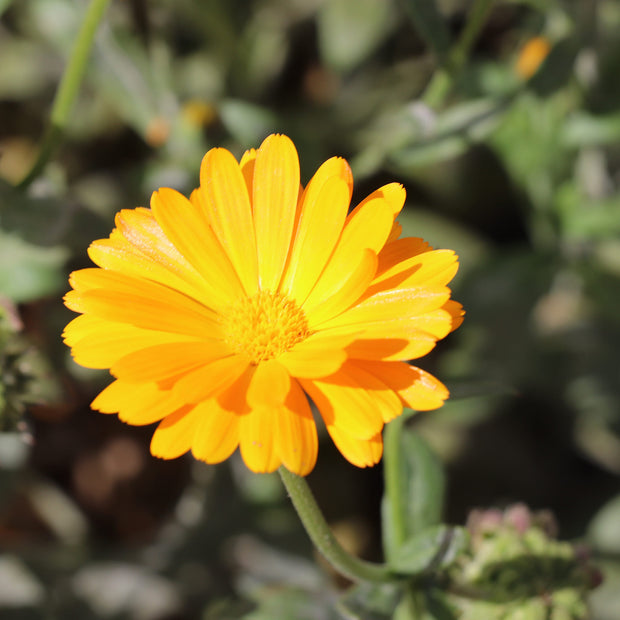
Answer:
[{"left": 223, "top": 291, "right": 311, "bottom": 364}]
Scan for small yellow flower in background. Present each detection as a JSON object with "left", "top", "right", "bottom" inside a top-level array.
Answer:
[
  {"left": 515, "top": 36, "right": 551, "bottom": 80},
  {"left": 63, "top": 134, "right": 463, "bottom": 476}
]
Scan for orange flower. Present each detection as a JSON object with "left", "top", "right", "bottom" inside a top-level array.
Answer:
[
  {"left": 64, "top": 134, "right": 463, "bottom": 475},
  {"left": 516, "top": 36, "right": 551, "bottom": 79}
]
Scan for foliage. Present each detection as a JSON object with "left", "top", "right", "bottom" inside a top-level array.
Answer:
[{"left": 1, "top": 0, "right": 620, "bottom": 617}]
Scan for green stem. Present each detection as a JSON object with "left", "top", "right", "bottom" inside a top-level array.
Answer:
[
  {"left": 17, "top": 0, "right": 112, "bottom": 190},
  {"left": 278, "top": 467, "right": 393, "bottom": 583},
  {"left": 383, "top": 413, "right": 407, "bottom": 558},
  {"left": 422, "top": 0, "right": 495, "bottom": 107}
]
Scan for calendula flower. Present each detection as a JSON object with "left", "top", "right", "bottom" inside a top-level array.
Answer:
[
  {"left": 516, "top": 36, "right": 551, "bottom": 79},
  {"left": 64, "top": 134, "right": 462, "bottom": 476}
]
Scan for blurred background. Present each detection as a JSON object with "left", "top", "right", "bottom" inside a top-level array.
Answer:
[{"left": 1, "top": 0, "right": 620, "bottom": 618}]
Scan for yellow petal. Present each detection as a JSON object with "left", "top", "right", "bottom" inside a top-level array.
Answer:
[
  {"left": 341, "top": 322, "right": 439, "bottom": 361},
  {"left": 278, "top": 330, "right": 356, "bottom": 378},
  {"left": 355, "top": 360, "right": 449, "bottom": 411},
  {"left": 150, "top": 187, "right": 244, "bottom": 309},
  {"left": 281, "top": 174, "right": 350, "bottom": 305},
  {"left": 444, "top": 299, "right": 465, "bottom": 332},
  {"left": 252, "top": 134, "right": 300, "bottom": 290},
  {"left": 327, "top": 425, "right": 383, "bottom": 468},
  {"left": 351, "top": 182, "right": 405, "bottom": 219},
  {"left": 172, "top": 355, "right": 249, "bottom": 403},
  {"left": 111, "top": 341, "right": 232, "bottom": 383},
  {"left": 199, "top": 147, "right": 259, "bottom": 295},
  {"left": 92, "top": 380, "right": 184, "bottom": 425},
  {"left": 64, "top": 315, "right": 194, "bottom": 369},
  {"left": 275, "top": 379, "right": 318, "bottom": 476},
  {"left": 240, "top": 148, "right": 257, "bottom": 196},
  {"left": 371, "top": 249, "right": 459, "bottom": 294},
  {"left": 377, "top": 237, "right": 432, "bottom": 274},
  {"left": 319, "top": 286, "right": 451, "bottom": 331},
  {"left": 65, "top": 269, "right": 222, "bottom": 339},
  {"left": 247, "top": 359, "right": 290, "bottom": 409},
  {"left": 302, "top": 196, "right": 393, "bottom": 310},
  {"left": 239, "top": 406, "right": 280, "bottom": 473},
  {"left": 88, "top": 229, "right": 205, "bottom": 304},
  {"left": 300, "top": 363, "right": 397, "bottom": 440},
  {"left": 191, "top": 399, "right": 240, "bottom": 464},
  {"left": 304, "top": 249, "right": 378, "bottom": 327},
  {"left": 150, "top": 406, "right": 198, "bottom": 459}
]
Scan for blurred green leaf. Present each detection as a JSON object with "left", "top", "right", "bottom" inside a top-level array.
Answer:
[
  {"left": 389, "top": 525, "right": 469, "bottom": 576},
  {"left": 382, "top": 429, "right": 446, "bottom": 562},
  {"left": 317, "top": 0, "right": 395, "bottom": 73},
  {"left": 337, "top": 582, "right": 402, "bottom": 620},
  {"left": 0, "top": 0, "right": 14, "bottom": 17},
  {"left": 400, "top": 0, "right": 451, "bottom": 59},
  {"left": 528, "top": 37, "right": 580, "bottom": 97},
  {"left": 563, "top": 111, "right": 620, "bottom": 147},
  {"left": 219, "top": 99, "right": 277, "bottom": 146},
  {"left": 0, "top": 231, "right": 68, "bottom": 303}
]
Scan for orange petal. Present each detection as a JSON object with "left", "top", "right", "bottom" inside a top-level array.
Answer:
[
  {"left": 247, "top": 359, "right": 290, "bottom": 409},
  {"left": 111, "top": 341, "right": 232, "bottom": 383},
  {"left": 300, "top": 365, "right": 397, "bottom": 440},
  {"left": 275, "top": 379, "right": 318, "bottom": 476},
  {"left": 302, "top": 196, "right": 394, "bottom": 311},
  {"left": 252, "top": 134, "right": 300, "bottom": 290},
  {"left": 191, "top": 399, "right": 240, "bottom": 464},
  {"left": 92, "top": 380, "right": 184, "bottom": 425},
  {"left": 150, "top": 187, "right": 244, "bottom": 309},
  {"left": 280, "top": 159, "right": 351, "bottom": 304},
  {"left": 356, "top": 360, "right": 449, "bottom": 411},
  {"left": 371, "top": 249, "right": 459, "bottom": 295},
  {"left": 171, "top": 355, "right": 249, "bottom": 403},
  {"left": 304, "top": 249, "right": 378, "bottom": 327},
  {"left": 65, "top": 269, "right": 222, "bottom": 340},
  {"left": 319, "top": 286, "right": 451, "bottom": 331},
  {"left": 150, "top": 406, "right": 198, "bottom": 459},
  {"left": 351, "top": 182, "right": 405, "bottom": 219},
  {"left": 239, "top": 406, "right": 280, "bottom": 473},
  {"left": 199, "top": 147, "right": 259, "bottom": 295},
  {"left": 327, "top": 425, "right": 383, "bottom": 468}
]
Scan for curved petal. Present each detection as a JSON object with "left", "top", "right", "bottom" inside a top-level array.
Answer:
[
  {"left": 65, "top": 269, "right": 223, "bottom": 340},
  {"left": 280, "top": 159, "right": 351, "bottom": 304},
  {"left": 150, "top": 406, "right": 198, "bottom": 459},
  {"left": 304, "top": 249, "right": 378, "bottom": 327},
  {"left": 199, "top": 147, "right": 259, "bottom": 295},
  {"left": 247, "top": 359, "right": 290, "bottom": 409},
  {"left": 302, "top": 196, "right": 394, "bottom": 311},
  {"left": 239, "top": 406, "right": 280, "bottom": 473},
  {"left": 300, "top": 362, "right": 398, "bottom": 440},
  {"left": 111, "top": 340, "right": 232, "bottom": 383},
  {"left": 370, "top": 249, "right": 459, "bottom": 295},
  {"left": 327, "top": 425, "right": 383, "bottom": 468},
  {"left": 172, "top": 355, "right": 249, "bottom": 403},
  {"left": 191, "top": 398, "right": 240, "bottom": 464},
  {"left": 252, "top": 134, "right": 300, "bottom": 290},
  {"left": 275, "top": 379, "right": 318, "bottom": 476},
  {"left": 151, "top": 188, "right": 244, "bottom": 309},
  {"left": 64, "top": 315, "right": 193, "bottom": 369},
  {"left": 354, "top": 360, "right": 449, "bottom": 411},
  {"left": 92, "top": 380, "right": 184, "bottom": 425},
  {"left": 319, "top": 286, "right": 451, "bottom": 331}
]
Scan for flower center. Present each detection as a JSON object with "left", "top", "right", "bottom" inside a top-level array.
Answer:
[{"left": 223, "top": 291, "right": 310, "bottom": 364}]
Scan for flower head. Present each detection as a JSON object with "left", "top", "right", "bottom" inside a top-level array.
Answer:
[{"left": 64, "top": 134, "right": 463, "bottom": 475}]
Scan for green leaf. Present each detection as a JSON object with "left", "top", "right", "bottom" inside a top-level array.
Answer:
[
  {"left": 382, "top": 428, "right": 446, "bottom": 562},
  {"left": 0, "top": 231, "right": 68, "bottom": 303},
  {"left": 337, "top": 582, "right": 402, "bottom": 620},
  {"left": 400, "top": 0, "right": 451, "bottom": 59},
  {"left": 317, "top": 0, "right": 395, "bottom": 72},
  {"left": 389, "top": 525, "right": 469, "bottom": 576}
]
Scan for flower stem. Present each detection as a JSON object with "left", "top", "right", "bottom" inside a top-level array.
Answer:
[
  {"left": 17, "top": 0, "right": 112, "bottom": 190},
  {"left": 383, "top": 413, "right": 407, "bottom": 558},
  {"left": 423, "top": 0, "right": 495, "bottom": 107},
  {"left": 278, "top": 467, "right": 393, "bottom": 583}
]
